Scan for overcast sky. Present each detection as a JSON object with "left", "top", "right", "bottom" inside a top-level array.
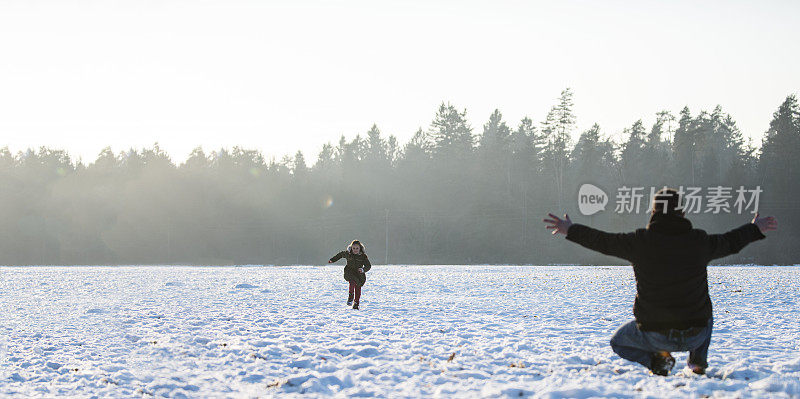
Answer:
[{"left": 1, "top": 0, "right": 798, "bottom": 164}]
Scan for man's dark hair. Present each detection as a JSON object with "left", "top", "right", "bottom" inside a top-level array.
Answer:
[{"left": 652, "top": 187, "right": 683, "bottom": 215}]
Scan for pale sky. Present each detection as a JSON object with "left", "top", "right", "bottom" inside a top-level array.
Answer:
[{"left": 1, "top": 0, "right": 798, "bottom": 164}]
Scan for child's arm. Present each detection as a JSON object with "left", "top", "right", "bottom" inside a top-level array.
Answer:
[
  {"left": 361, "top": 256, "right": 372, "bottom": 272},
  {"left": 328, "top": 251, "right": 346, "bottom": 263}
]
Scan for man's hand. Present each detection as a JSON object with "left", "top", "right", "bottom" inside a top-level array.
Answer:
[
  {"left": 751, "top": 212, "right": 778, "bottom": 234},
  {"left": 328, "top": 260, "right": 333, "bottom": 263},
  {"left": 358, "top": 267, "right": 364, "bottom": 273},
  {"left": 543, "top": 213, "right": 573, "bottom": 235}
]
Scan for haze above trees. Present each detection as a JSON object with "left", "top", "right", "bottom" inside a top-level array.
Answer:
[{"left": 1, "top": 90, "right": 798, "bottom": 265}]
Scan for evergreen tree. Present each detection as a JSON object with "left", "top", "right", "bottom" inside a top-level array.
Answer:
[
  {"left": 429, "top": 102, "right": 474, "bottom": 158},
  {"left": 708, "top": 106, "right": 747, "bottom": 185},
  {"left": 142, "top": 143, "right": 174, "bottom": 170},
  {"left": 402, "top": 128, "right": 432, "bottom": 163},
  {"left": 572, "top": 123, "right": 615, "bottom": 184},
  {"left": 673, "top": 107, "right": 695, "bottom": 184},
  {"left": 479, "top": 109, "right": 511, "bottom": 153},
  {"left": 366, "top": 124, "right": 388, "bottom": 165},
  {"left": 510, "top": 117, "right": 538, "bottom": 189},
  {"left": 644, "top": 112, "right": 673, "bottom": 185},
  {"left": 293, "top": 151, "right": 307, "bottom": 178},
  {"left": 184, "top": 147, "right": 210, "bottom": 170},
  {"left": 314, "top": 143, "right": 336, "bottom": 171},
  {"left": 540, "top": 89, "right": 576, "bottom": 209},
  {"left": 479, "top": 109, "right": 512, "bottom": 193},
  {"left": 620, "top": 120, "right": 647, "bottom": 185},
  {"left": 760, "top": 94, "right": 800, "bottom": 200},
  {"left": 386, "top": 135, "right": 399, "bottom": 166}
]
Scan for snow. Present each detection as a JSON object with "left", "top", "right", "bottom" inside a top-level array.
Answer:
[{"left": 1, "top": 265, "right": 798, "bottom": 398}]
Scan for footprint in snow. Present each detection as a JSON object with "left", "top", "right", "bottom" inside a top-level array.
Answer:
[
  {"left": 86, "top": 308, "right": 104, "bottom": 314},
  {"left": 242, "top": 374, "right": 265, "bottom": 383},
  {"left": 124, "top": 334, "right": 140, "bottom": 342},
  {"left": 355, "top": 347, "right": 381, "bottom": 358},
  {"left": 165, "top": 282, "right": 183, "bottom": 287},
  {"left": 46, "top": 362, "right": 62, "bottom": 370},
  {"left": 234, "top": 283, "right": 258, "bottom": 289}
]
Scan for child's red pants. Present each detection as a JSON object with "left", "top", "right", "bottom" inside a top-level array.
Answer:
[{"left": 348, "top": 281, "right": 361, "bottom": 303}]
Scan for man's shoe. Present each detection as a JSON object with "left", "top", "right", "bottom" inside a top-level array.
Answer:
[
  {"left": 650, "top": 351, "right": 675, "bottom": 376},
  {"left": 347, "top": 293, "right": 354, "bottom": 306},
  {"left": 352, "top": 302, "right": 359, "bottom": 310},
  {"left": 687, "top": 362, "right": 706, "bottom": 375}
]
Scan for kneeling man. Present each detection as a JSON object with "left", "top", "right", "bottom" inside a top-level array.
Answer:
[{"left": 543, "top": 188, "right": 777, "bottom": 376}]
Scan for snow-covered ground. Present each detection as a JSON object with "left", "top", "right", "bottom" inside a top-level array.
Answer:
[{"left": 1, "top": 265, "right": 799, "bottom": 398}]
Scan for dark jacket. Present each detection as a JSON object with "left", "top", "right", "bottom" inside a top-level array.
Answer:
[
  {"left": 566, "top": 213, "right": 765, "bottom": 331},
  {"left": 329, "top": 251, "right": 372, "bottom": 287}
]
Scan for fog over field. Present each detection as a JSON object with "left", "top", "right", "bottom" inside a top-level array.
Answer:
[{"left": 1, "top": 92, "right": 799, "bottom": 265}]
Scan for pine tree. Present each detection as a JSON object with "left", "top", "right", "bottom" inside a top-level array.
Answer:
[
  {"left": 479, "top": 109, "right": 511, "bottom": 152},
  {"left": 0, "top": 146, "right": 14, "bottom": 170},
  {"left": 720, "top": 113, "right": 753, "bottom": 185},
  {"left": 673, "top": 106, "right": 695, "bottom": 184},
  {"left": 366, "top": 124, "right": 388, "bottom": 164},
  {"left": 120, "top": 148, "right": 145, "bottom": 175},
  {"left": 386, "top": 135, "right": 399, "bottom": 166},
  {"left": 652, "top": 110, "right": 676, "bottom": 144},
  {"left": 479, "top": 109, "right": 512, "bottom": 192},
  {"left": 314, "top": 143, "right": 335, "bottom": 171},
  {"left": 760, "top": 94, "right": 800, "bottom": 199},
  {"left": 91, "top": 147, "right": 120, "bottom": 172},
  {"left": 142, "top": 143, "right": 174, "bottom": 170},
  {"left": 572, "top": 123, "right": 615, "bottom": 183},
  {"left": 620, "top": 120, "right": 647, "bottom": 185},
  {"left": 706, "top": 106, "right": 747, "bottom": 185},
  {"left": 184, "top": 147, "right": 210, "bottom": 170},
  {"left": 540, "top": 89, "right": 576, "bottom": 209},
  {"left": 510, "top": 117, "right": 538, "bottom": 187},
  {"left": 644, "top": 112, "right": 673, "bottom": 185},
  {"left": 429, "top": 102, "right": 474, "bottom": 159},
  {"left": 403, "top": 128, "right": 432, "bottom": 163},
  {"left": 293, "top": 151, "right": 308, "bottom": 178}
]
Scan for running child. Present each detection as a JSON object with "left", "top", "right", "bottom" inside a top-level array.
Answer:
[{"left": 328, "top": 240, "right": 372, "bottom": 310}]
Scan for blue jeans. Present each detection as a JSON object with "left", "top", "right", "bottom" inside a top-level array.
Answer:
[{"left": 610, "top": 318, "right": 713, "bottom": 369}]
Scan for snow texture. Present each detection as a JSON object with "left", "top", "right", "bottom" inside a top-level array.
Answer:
[{"left": 1, "top": 265, "right": 798, "bottom": 398}]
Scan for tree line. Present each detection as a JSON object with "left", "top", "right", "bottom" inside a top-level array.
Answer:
[{"left": 1, "top": 89, "right": 798, "bottom": 265}]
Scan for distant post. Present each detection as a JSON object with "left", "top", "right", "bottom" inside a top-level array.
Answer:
[{"left": 385, "top": 209, "right": 389, "bottom": 265}]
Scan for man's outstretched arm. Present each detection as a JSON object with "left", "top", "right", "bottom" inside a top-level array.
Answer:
[
  {"left": 543, "top": 213, "right": 638, "bottom": 261},
  {"left": 707, "top": 213, "right": 777, "bottom": 260}
]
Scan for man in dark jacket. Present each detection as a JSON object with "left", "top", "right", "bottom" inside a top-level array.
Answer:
[{"left": 543, "top": 188, "right": 777, "bottom": 376}]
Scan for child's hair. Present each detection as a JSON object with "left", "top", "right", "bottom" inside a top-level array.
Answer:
[{"left": 347, "top": 240, "right": 366, "bottom": 254}]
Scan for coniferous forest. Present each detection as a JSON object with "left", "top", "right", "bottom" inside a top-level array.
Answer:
[{"left": 1, "top": 90, "right": 798, "bottom": 265}]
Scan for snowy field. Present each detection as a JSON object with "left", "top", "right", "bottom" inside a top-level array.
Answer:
[{"left": 1, "top": 265, "right": 799, "bottom": 398}]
